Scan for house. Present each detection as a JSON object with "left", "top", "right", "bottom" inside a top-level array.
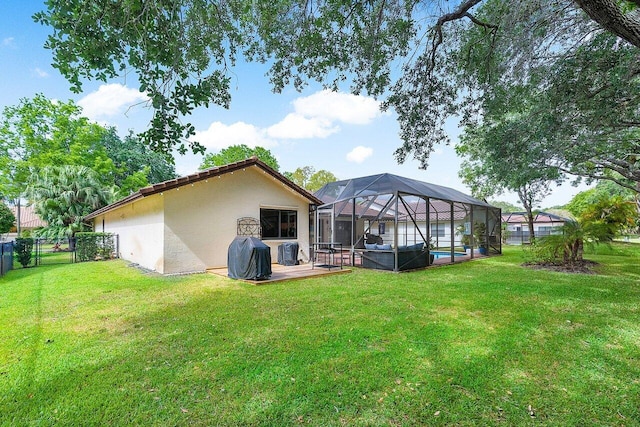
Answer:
[
  {"left": 85, "top": 157, "right": 322, "bottom": 275},
  {"left": 2, "top": 203, "right": 47, "bottom": 240},
  {"left": 502, "top": 211, "right": 572, "bottom": 244}
]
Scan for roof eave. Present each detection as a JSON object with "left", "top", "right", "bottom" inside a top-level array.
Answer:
[{"left": 84, "top": 157, "right": 322, "bottom": 221}]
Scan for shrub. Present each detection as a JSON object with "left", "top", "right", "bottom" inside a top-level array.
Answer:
[
  {"left": 0, "top": 204, "right": 15, "bottom": 234},
  {"left": 14, "top": 238, "right": 34, "bottom": 268},
  {"left": 75, "top": 233, "right": 117, "bottom": 262}
]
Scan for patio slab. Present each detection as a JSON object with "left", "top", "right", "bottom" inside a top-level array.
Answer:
[{"left": 207, "top": 263, "right": 351, "bottom": 285}]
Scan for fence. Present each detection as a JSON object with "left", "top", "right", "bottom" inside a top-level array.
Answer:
[
  {"left": 0, "top": 242, "right": 13, "bottom": 277},
  {"left": 2, "top": 233, "right": 120, "bottom": 274},
  {"left": 505, "top": 229, "right": 561, "bottom": 245}
]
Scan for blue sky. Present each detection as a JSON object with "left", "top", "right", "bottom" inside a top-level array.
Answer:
[{"left": 1, "top": 0, "right": 590, "bottom": 208}]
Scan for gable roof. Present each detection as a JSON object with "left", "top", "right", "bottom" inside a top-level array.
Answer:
[
  {"left": 502, "top": 211, "right": 573, "bottom": 224},
  {"left": 9, "top": 204, "right": 47, "bottom": 229},
  {"left": 85, "top": 157, "right": 322, "bottom": 220}
]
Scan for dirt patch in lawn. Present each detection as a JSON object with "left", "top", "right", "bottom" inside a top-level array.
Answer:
[{"left": 522, "top": 260, "right": 598, "bottom": 274}]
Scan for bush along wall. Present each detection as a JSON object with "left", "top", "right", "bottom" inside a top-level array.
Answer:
[
  {"left": 75, "top": 233, "right": 118, "bottom": 262},
  {"left": 14, "top": 238, "right": 34, "bottom": 268}
]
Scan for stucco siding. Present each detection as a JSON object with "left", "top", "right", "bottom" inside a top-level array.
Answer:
[
  {"left": 93, "top": 195, "right": 165, "bottom": 273},
  {"left": 162, "top": 167, "right": 312, "bottom": 273}
]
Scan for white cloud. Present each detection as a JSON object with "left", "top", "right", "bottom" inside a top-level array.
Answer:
[
  {"left": 293, "top": 90, "right": 382, "bottom": 125},
  {"left": 192, "top": 121, "right": 277, "bottom": 151},
  {"left": 346, "top": 146, "right": 373, "bottom": 163},
  {"left": 266, "top": 113, "right": 338, "bottom": 139},
  {"left": 267, "top": 90, "right": 383, "bottom": 140},
  {"left": 78, "top": 84, "right": 148, "bottom": 120},
  {"left": 2, "top": 37, "right": 15, "bottom": 48},
  {"left": 32, "top": 67, "right": 49, "bottom": 78},
  {"left": 192, "top": 90, "right": 383, "bottom": 154}
]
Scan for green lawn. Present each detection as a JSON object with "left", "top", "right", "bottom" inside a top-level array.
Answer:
[{"left": 1, "top": 245, "right": 639, "bottom": 426}]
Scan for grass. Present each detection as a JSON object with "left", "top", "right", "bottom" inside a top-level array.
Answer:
[{"left": 1, "top": 244, "right": 639, "bottom": 426}]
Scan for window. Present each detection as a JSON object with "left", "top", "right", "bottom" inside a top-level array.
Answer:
[
  {"left": 430, "top": 223, "right": 446, "bottom": 238},
  {"left": 260, "top": 209, "right": 297, "bottom": 239}
]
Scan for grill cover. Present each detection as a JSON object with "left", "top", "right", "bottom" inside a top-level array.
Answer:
[
  {"left": 277, "top": 242, "right": 299, "bottom": 266},
  {"left": 227, "top": 237, "right": 272, "bottom": 280}
]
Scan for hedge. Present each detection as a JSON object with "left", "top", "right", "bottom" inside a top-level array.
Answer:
[{"left": 75, "top": 232, "right": 118, "bottom": 262}]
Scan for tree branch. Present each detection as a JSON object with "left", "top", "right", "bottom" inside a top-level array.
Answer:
[
  {"left": 428, "top": 0, "right": 486, "bottom": 73},
  {"left": 574, "top": 0, "right": 640, "bottom": 48}
]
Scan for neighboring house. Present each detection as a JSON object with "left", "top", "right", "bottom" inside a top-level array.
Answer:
[
  {"left": 85, "top": 157, "right": 322, "bottom": 274},
  {"left": 502, "top": 211, "right": 572, "bottom": 244},
  {"left": 3, "top": 204, "right": 47, "bottom": 240}
]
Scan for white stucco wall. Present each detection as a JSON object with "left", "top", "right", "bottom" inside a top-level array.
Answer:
[
  {"left": 93, "top": 195, "right": 165, "bottom": 272},
  {"left": 94, "top": 165, "right": 314, "bottom": 275},
  {"left": 161, "top": 166, "right": 312, "bottom": 274}
]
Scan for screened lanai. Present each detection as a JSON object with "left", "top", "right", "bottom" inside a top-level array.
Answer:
[{"left": 312, "top": 173, "right": 501, "bottom": 271}]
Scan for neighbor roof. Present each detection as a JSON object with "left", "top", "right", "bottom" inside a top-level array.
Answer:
[
  {"left": 9, "top": 204, "right": 47, "bottom": 229},
  {"left": 85, "top": 157, "right": 322, "bottom": 220},
  {"left": 502, "top": 211, "right": 573, "bottom": 224},
  {"left": 314, "top": 173, "right": 495, "bottom": 207}
]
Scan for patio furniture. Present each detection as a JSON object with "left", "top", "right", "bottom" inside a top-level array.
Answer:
[{"left": 361, "top": 243, "right": 430, "bottom": 271}]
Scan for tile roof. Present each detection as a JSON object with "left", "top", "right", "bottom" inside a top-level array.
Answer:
[
  {"left": 9, "top": 204, "right": 47, "bottom": 229},
  {"left": 502, "top": 211, "right": 572, "bottom": 224},
  {"left": 85, "top": 157, "right": 323, "bottom": 220}
]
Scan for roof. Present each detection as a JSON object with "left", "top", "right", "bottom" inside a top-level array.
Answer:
[
  {"left": 85, "top": 157, "right": 322, "bottom": 220},
  {"left": 314, "top": 173, "right": 495, "bottom": 208},
  {"left": 502, "top": 211, "right": 572, "bottom": 224},
  {"left": 9, "top": 204, "right": 47, "bottom": 229}
]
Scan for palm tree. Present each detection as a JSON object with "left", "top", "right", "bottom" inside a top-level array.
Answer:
[{"left": 26, "top": 165, "right": 112, "bottom": 239}]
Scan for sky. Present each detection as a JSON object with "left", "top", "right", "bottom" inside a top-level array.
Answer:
[{"left": 0, "top": 1, "right": 591, "bottom": 208}]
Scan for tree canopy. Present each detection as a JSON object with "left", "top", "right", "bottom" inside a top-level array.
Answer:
[
  {"left": 26, "top": 165, "right": 112, "bottom": 239},
  {"left": 101, "top": 128, "right": 177, "bottom": 194},
  {"left": 0, "top": 94, "right": 112, "bottom": 200},
  {"left": 199, "top": 145, "right": 280, "bottom": 171},
  {"left": 34, "top": 0, "right": 640, "bottom": 185},
  {"left": 0, "top": 203, "right": 15, "bottom": 235},
  {"left": 284, "top": 166, "right": 338, "bottom": 192},
  {"left": 0, "top": 95, "right": 176, "bottom": 202}
]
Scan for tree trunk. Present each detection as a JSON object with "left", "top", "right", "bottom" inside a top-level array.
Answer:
[
  {"left": 16, "top": 199, "right": 21, "bottom": 237},
  {"left": 525, "top": 207, "right": 536, "bottom": 243},
  {"left": 517, "top": 186, "right": 538, "bottom": 243},
  {"left": 636, "top": 181, "right": 640, "bottom": 232},
  {"left": 574, "top": 0, "right": 640, "bottom": 49},
  {"left": 576, "top": 238, "right": 584, "bottom": 262}
]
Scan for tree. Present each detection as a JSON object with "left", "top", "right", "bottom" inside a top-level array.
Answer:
[
  {"left": 488, "top": 200, "right": 522, "bottom": 213},
  {"left": 284, "top": 167, "right": 315, "bottom": 188},
  {"left": 456, "top": 113, "right": 562, "bottom": 241},
  {"left": 0, "top": 94, "right": 113, "bottom": 201},
  {"left": 0, "top": 203, "right": 15, "bottom": 234},
  {"left": 580, "top": 196, "right": 637, "bottom": 241},
  {"left": 0, "top": 96, "right": 173, "bottom": 203},
  {"left": 284, "top": 166, "right": 338, "bottom": 192},
  {"left": 25, "top": 165, "right": 112, "bottom": 239},
  {"left": 534, "top": 196, "right": 636, "bottom": 266},
  {"left": 101, "top": 128, "right": 176, "bottom": 193},
  {"left": 34, "top": 0, "right": 640, "bottom": 167},
  {"left": 199, "top": 145, "right": 280, "bottom": 171}
]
